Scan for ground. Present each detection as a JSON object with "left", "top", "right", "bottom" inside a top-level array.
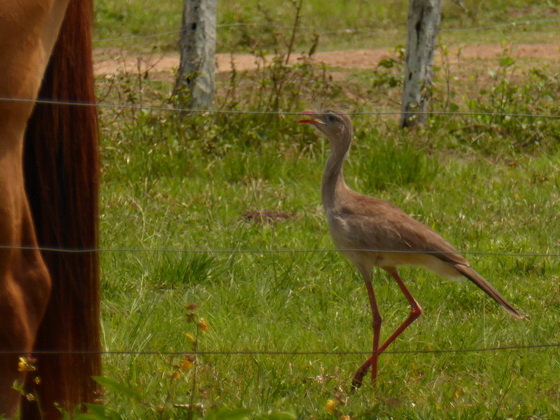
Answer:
[{"left": 94, "top": 43, "right": 559, "bottom": 80}]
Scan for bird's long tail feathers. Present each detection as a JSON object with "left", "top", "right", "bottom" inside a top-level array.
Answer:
[{"left": 454, "top": 264, "right": 523, "bottom": 319}]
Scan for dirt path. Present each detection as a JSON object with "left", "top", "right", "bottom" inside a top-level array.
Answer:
[{"left": 94, "top": 43, "right": 559, "bottom": 79}]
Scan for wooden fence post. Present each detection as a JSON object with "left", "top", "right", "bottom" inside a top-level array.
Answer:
[
  {"left": 175, "top": 0, "right": 217, "bottom": 110},
  {"left": 400, "top": 0, "right": 442, "bottom": 128}
]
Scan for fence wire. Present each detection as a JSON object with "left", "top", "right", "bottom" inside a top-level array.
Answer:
[
  {"left": 0, "top": 244, "right": 559, "bottom": 258},
  {"left": 92, "top": 17, "right": 560, "bottom": 43},
  {"left": 1, "top": 97, "right": 559, "bottom": 120},
  {"left": 1, "top": 7, "right": 558, "bottom": 363},
  {"left": 2, "top": 342, "right": 560, "bottom": 357}
]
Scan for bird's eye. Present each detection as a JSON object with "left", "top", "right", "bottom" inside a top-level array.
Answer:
[{"left": 326, "top": 115, "right": 336, "bottom": 123}]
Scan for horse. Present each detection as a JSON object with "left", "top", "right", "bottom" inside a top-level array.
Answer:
[{"left": 0, "top": 0, "right": 100, "bottom": 418}]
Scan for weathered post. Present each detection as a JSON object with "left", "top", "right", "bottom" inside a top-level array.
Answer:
[
  {"left": 400, "top": 0, "right": 442, "bottom": 128},
  {"left": 175, "top": 0, "right": 216, "bottom": 110}
]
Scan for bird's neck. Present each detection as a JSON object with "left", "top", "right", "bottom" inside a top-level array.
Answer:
[{"left": 321, "top": 134, "right": 352, "bottom": 210}]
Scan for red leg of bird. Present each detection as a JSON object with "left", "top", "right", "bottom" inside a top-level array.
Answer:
[
  {"left": 352, "top": 279, "right": 382, "bottom": 389},
  {"left": 378, "top": 269, "right": 423, "bottom": 352},
  {"left": 352, "top": 269, "right": 422, "bottom": 388}
]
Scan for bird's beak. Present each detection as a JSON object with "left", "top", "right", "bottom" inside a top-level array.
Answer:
[{"left": 298, "top": 110, "right": 325, "bottom": 125}]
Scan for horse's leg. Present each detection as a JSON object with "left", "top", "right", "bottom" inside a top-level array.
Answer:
[
  {"left": 0, "top": 186, "right": 51, "bottom": 417},
  {"left": 0, "top": 1, "right": 69, "bottom": 415}
]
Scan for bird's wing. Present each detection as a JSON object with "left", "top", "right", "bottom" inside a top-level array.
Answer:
[{"left": 336, "top": 194, "right": 469, "bottom": 266}]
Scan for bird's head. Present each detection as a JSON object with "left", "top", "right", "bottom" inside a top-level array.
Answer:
[{"left": 298, "top": 109, "right": 353, "bottom": 142}]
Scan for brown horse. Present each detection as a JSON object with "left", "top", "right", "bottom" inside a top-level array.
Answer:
[{"left": 0, "top": 0, "right": 100, "bottom": 418}]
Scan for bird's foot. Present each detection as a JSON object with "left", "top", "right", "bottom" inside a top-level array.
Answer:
[{"left": 351, "top": 365, "right": 369, "bottom": 391}]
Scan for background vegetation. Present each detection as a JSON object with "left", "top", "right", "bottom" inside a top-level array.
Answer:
[{"left": 73, "top": 0, "right": 560, "bottom": 418}]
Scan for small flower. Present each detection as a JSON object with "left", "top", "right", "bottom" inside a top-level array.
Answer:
[
  {"left": 185, "top": 333, "right": 197, "bottom": 344},
  {"left": 17, "top": 357, "right": 37, "bottom": 373},
  {"left": 33, "top": 377, "right": 41, "bottom": 385},
  {"left": 340, "top": 416, "right": 351, "bottom": 420},
  {"left": 179, "top": 358, "right": 194, "bottom": 371},
  {"left": 186, "top": 303, "right": 198, "bottom": 311},
  {"left": 326, "top": 399, "right": 336, "bottom": 415},
  {"left": 170, "top": 371, "right": 181, "bottom": 379},
  {"left": 197, "top": 318, "right": 209, "bottom": 332}
]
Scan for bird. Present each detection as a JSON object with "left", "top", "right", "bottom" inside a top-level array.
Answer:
[{"left": 298, "top": 108, "right": 522, "bottom": 388}]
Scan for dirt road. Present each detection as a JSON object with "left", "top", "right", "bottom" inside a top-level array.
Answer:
[{"left": 94, "top": 43, "right": 559, "bottom": 79}]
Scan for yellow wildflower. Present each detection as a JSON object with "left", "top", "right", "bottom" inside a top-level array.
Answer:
[
  {"left": 197, "top": 318, "right": 209, "bottom": 332},
  {"left": 326, "top": 399, "right": 336, "bottom": 415},
  {"left": 179, "top": 358, "right": 194, "bottom": 371},
  {"left": 17, "top": 357, "right": 37, "bottom": 373},
  {"left": 185, "top": 333, "right": 197, "bottom": 343},
  {"left": 34, "top": 377, "right": 41, "bottom": 385}
]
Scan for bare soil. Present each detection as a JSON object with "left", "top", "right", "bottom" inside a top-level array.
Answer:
[{"left": 94, "top": 43, "right": 559, "bottom": 80}]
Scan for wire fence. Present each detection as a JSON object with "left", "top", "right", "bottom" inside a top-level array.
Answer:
[
  {"left": 0, "top": 243, "right": 559, "bottom": 259},
  {"left": 5, "top": 8, "right": 559, "bottom": 119},
  {"left": 1, "top": 97, "right": 558, "bottom": 120},
  {"left": 3, "top": 342, "right": 560, "bottom": 356},
  {"left": 2, "top": 6, "right": 559, "bottom": 362},
  {"left": 92, "top": 17, "right": 560, "bottom": 43}
]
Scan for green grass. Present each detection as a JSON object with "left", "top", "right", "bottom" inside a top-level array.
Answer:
[
  {"left": 82, "top": 0, "right": 560, "bottom": 418},
  {"left": 93, "top": 0, "right": 560, "bottom": 52},
  {"left": 96, "top": 108, "right": 560, "bottom": 418}
]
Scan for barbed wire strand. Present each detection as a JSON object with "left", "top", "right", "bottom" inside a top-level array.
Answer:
[
  {"left": 2, "top": 343, "right": 560, "bottom": 356},
  {"left": 93, "top": 17, "right": 560, "bottom": 43},
  {"left": 0, "top": 244, "right": 558, "bottom": 258},
  {"left": 2, "top": 342, "right": 560, "bottom": 356},
  {"left": 218, "top": 18, "right": 560, "bottom": 34},
  {"left": 1, "top": 97, "right": 558, "bottom": 119}
]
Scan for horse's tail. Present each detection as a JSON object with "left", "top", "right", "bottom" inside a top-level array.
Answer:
[{"left": 22, "top": 0, "right": 101, "bottom": 417}]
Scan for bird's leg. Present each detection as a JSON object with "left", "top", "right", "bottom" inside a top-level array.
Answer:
[
  {"left": 352, "top": 269, "right": 422, "bottom": 389},
  {"left": 352, "top": 278, "right": 382, "bottom": 389},
  {"left": 378, "top": 269, "right": 423, "bottom": 353}
]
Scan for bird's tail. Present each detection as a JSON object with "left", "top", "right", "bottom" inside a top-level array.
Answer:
[{"left": 454, "top": 264, "right": 523, "bottom": 319}]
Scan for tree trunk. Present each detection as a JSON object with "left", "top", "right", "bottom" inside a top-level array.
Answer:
[
  {"left": 400, "top": 0, "right": 442, "bottom": 128},
  {"left": 175, "top": 0, "right": 216, "bottom": 110}
]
